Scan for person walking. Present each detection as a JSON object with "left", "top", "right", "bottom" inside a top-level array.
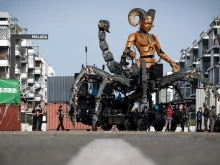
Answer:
[
  {"left": 196, "top": 107, "right": 203, "bottom": 132},
  {"left": 209, "top": 105, "right": 216, "bottom": 132},
  {"left": 37, "top": 105, "right": 44, "bottom": 131},
  {"left": 56, "top": 105, "right": 66, "bottom": 131},
  {"left": 203, "top": 104, "right": 209, "bottom": 132},
  {"left": 164, "top": 103, "right": 173, "bottom": 131},
  {"left": 32, "top": 106, "right": 38, "bottom": 131},
  {"left": 180, "top": 104, "right": 187, "bottom": 132}
]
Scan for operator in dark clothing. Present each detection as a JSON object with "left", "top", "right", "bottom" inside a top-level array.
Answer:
[
  {"left": 56, "top": 105, "right": 66, "bottom": 131},
  {"left": 32, "top": 106, "right": 38, "bottom": 131},
  {"left": 203, "top": 104, "right": 209, "bottom": 132},
  {"left": 209, "top": 105, "right": 216, "bottom": 132},
  {"left": 180, "top": 107, "right": 187, "bottom": 132},
  {"left": 196, "top": 107, "right": 203, "bottom": 132},
  {"left": 37, "top": 105, "right": 43, "bottom": 131}
]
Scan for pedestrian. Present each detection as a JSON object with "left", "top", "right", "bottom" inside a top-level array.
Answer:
[
  {"left": 37, "top": 105, "right": 43, "bottom": 131},
  {"left": 56, "top": 105, "right": 66, "bottom": 131},
  {"left": 164, "top": 103, "right": 174, "bottom": 131},
  {"left": 209, "top": 105, "right": 216, "bottom": 132},
  {"left": 180, "top": 104, "right": 187, "bottom": 132},
  {"left": 196, "top": 107, "right": 203, "bottom": 132},
  {"left": 203, "top": 104, "right": 209, "bottom": 132},
  {"left": 32, "top": 106, "right": 38, "bottom": 131},
  {"left": 183, "top": 104, "right": 191, "bottom": 132}
]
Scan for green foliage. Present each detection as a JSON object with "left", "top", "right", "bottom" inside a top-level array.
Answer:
[
  {"left": 10, "top": 23, "right": 23, "bottom": 34},
  {"left": 214, "top": 14, "right": 220, "bottom": 21}
]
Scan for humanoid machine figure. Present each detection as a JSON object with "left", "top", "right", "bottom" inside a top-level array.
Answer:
[{"left": 120, "top": 8, "right": 179, "bottom": 73}]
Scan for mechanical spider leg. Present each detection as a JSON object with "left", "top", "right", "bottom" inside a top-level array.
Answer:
[
  {"left": 88, "top": 69, "right": 130, "bottom": 131},
  {"left": 159, "top": 68, "right": 220, "bottom": 104},
  {"left": 141, "top": 60, "right": 148, "bottom": 107},
  {"left": 92, "top": 78, "right": 108, "bottom": 131}
]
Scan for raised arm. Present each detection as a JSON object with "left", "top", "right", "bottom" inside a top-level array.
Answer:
[
  {"left": 152, "top": 34, "right": 179, "bottom": 72},
  {"left": 120, "top": 33, "right": 136, "bottom": 66}
]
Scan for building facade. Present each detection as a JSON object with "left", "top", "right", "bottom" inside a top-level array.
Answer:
[
  {"left": 0, "top": 12, "right": 55, "bottom": 110},
  {"left": 175, "top": 19, "right": 220, "bottom": 110}
]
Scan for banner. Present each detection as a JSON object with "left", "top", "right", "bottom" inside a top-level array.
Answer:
[{"left": 0, "top": 79, "right": 20, "bottom": 104}]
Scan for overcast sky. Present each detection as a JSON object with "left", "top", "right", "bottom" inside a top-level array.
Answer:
[{"left": 0, "top": 0, "right": 219, "bottom": 76}]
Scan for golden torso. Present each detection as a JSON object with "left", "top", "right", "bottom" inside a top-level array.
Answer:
[{"left": 134, "top": 32, "right": 157, "bottom": 68}]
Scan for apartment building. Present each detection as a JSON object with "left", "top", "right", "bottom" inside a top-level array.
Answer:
[
  {"left": 0, "top": 12, "right": 10, "bottom": 79},
  {"left": 0, "top": 12, "right": 55, "bottom": 110},
  {"left": 176, "top": 19, "right": 220, "bottom": 101}
]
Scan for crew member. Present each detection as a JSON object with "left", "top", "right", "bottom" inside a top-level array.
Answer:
[
  {"left": 32, "top": 106, "right": 38, "bottom": 131},
  {"left": 37, "top": 105, "right": 43, "bottom": 131},
  {"left": 196, "top": 107, "right": 203, "bottom": 132},
  {"left": 164, "top": 103, "right": 174, "bottom": 131},
  {"left": 56, "top": 105, "right": 65, "bottom": 131},
  {"left": 209, "top": 105, "right": 216, "bottom": 132},
  {"left": 203, "top": 104, "right": 209, "bottom": 132}
]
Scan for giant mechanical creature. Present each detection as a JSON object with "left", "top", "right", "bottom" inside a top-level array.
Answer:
[{"left": 69, "top": 8, "right": 220, "bottom": 131}]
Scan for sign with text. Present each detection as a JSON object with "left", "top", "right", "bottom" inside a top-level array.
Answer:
[
  {"left": 11, "top": 34, "right": 48, "bottom": 40},
  {"left": 10, "top": 34, "right": 48, "bottom": 79}
]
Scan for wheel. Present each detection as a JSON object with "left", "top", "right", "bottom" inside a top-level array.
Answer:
[
  {"left": 92, "top": 121, "right": 97, "bottom": 131},
  {"left": 124, "top": 119, "right": 137, "bottom": 131},
  {"left": 214, "top": 123, "right": 220, "bottom": 132},
  {"left": 117, "top": 125, "right": 126, "bottom": 131},
  {"left": 137, "top": 119, "right": 147, "bottom": 131},
  {"left": 170, "top": 123, "right": 177, "bottom": 132},
  {"left": 154, "top": 124, "right": 163, "bottom": 131},
  {"left": 101, "top": 119, "right": 112, "bottom": 131}
]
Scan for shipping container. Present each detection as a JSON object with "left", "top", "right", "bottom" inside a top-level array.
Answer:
[
  {"left": 47, "top": 76, "right": 74, "bottom": 104},
  {"left": 47, "top": 103, "right": 94, "bottom": 131},
  {"left": 0, "top": 105, "right": 21, "bottom": 131},
  {"left": 0, "top": 79, "right": 20, "bottom": 104},
  {"left": 196, "top": 88, "right": 220, "bottom": 114}
]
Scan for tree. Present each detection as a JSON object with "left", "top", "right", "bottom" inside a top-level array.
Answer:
[{"left": 10, "top": 23, "right": 23, "bottom": 34}]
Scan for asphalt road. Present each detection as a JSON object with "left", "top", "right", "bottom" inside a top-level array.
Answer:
[{"left": 0, "top": 131, "right": 220, "bottom": 165}]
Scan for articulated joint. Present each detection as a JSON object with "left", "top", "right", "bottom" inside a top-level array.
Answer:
[{"left": 103, "top": 50, "right": 114, "bottom": 62}]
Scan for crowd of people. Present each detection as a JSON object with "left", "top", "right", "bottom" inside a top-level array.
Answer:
[
  {"left": 31, "top": 105, "right": 45, "bottom": 131},
  {"left": 163, "top": 102, "right": 220, "bottom": 133},
  {"left": 163, "top": 103, "right": 191, "bottom": 132},
  {"left": 196, "top": 104, "right": 220, "bottom": 132}
]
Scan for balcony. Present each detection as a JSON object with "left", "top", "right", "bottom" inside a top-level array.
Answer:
[
  {"left": 28, "top": 93, "right": 35, "bottom": 98},
  {"left": 21, "top": 73, "right": 27, "bottom": 79},
  {"left": 35, "top": 67, "right": 41, "bottom": 74},
  {"left": 35, "top": 56, "right": 41, "bottom": 61},
  {"left": 15, "top": 49, "right": 21, "bottom": 56},
  {"left": 0, "top": 40, "right": 10, "bottom": 47},
  {"left": 27, "top": 78, "right": 34, "bottom": 84},
  {"left": 21, "top": 57, "right": 27, "bottom": 63},
  {"left": 28, "top": 63, "right": 34, "bottom": 69},
  {"left": 35, "top": 96, "right": 41, "bottom": 101},
  {"left": 0, "top": 21, "right": 10, "bottom": 26},
  {"left": 35, "top": 83, "right": 41, "bottom": 89},
  {"left": 15, "top": 68, "right": 20, "bottom": 74},
  {"left": 0, "top": 60, "right": 9, "bottom": 67},
  {"left": 21, "top": 40, "right": 27, "bottom": 47},
  {"left": 0, "top": 54, "right": 8, "bottom": 60}
]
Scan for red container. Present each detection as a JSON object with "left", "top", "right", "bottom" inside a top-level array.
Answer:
[
  {"left": 47, "top": 103, "right": 94, "bottom": 131},
  {"left": 0, "top": 105, "right": 21, "bottom": 131}
]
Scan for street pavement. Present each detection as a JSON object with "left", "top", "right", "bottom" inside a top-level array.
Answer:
[{"left": 0, "top": 131, "right": 220, "bottom": 165}]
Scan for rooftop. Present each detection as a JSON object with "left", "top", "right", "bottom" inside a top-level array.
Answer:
[{"left": 0, "top": 12, "right": 11, "bottom": 18}]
